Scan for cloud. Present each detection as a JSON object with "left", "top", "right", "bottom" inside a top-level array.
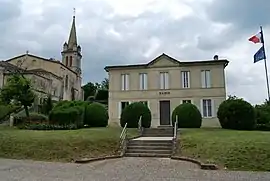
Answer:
[{"left": 0, "top": 0, "right": 269, "bottom": 104}]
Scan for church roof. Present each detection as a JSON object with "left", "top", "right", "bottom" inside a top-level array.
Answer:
[
  {"left": 67, "top": 15, "right": 77, "bottom": 49},
  {"left": 4, "top": 53, "right": 78, "bottom": 75}
]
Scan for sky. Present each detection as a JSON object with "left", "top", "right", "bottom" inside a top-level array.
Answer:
[{"left": 0, "top": 0, "right": 270, "bottom": 104}]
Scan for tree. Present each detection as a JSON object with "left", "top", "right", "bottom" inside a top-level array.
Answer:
[
  {"left": 101, "top": 78, "right": 109, "bottom": 90},
  {"left": 43, "top": 94, "right": 53, "bottom": 115},
  {"left": 0, "top": 74, "right": 35, "bottom": 117},
  {"left": 82, "top": 82, "right": 99, "bottom": 101}
]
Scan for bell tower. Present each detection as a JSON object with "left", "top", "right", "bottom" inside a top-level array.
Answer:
[{"left": 61, "top": 10, "right": 82, "bottom": 75}]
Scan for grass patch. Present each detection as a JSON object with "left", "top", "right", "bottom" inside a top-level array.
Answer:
[
  {"left": 177, "top": 128, "right": 270, "bottom": 171},
  {"left": 0, "top": 126, "right": 138, "bottom": 162}
]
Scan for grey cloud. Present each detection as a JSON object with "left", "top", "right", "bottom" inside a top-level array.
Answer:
[
  {"left": 0, "top": 0, "right": 269, "bottom": 103},
  {"left": 206, "top": 0, "right": 270, "bottom": 30},
  {"left": 0, "top": 0, "right": 22, "bottom": 22}
]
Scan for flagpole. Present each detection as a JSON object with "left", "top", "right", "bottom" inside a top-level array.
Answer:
[{"left": 261, "top": 26, "right": 270, "bottom": 102}]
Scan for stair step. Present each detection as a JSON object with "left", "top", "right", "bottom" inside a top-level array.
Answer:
[
  {"left": 142, "top": 134, "right": 173, "bottom": 137},
  {"left": 126, "top": 149, "right": 172, "bottom": 154},
  {"left": 127, "top": 145, "right": 172, "bottom": 150},
  {"left": 125, "top": 153, "right": 171, "bottom": 157}
]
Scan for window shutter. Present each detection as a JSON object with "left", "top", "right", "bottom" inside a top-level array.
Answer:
[
  {"left": 118, "top": 102, "right": 122, "bottom": 118},
  {"left": 201, "top": 71, "right": 206, "bottom": 88},
  {"left": 121, "top": 75, "right": 125, "bottom": 90},
  {"left": 160, "top": 73, "right": 163, "bottom": 89},
  {"left": 165, "top": 72, "right": 169, "bottom": 89},
  {"left": 206, "top": 70, "right": 211, "bottom": 88},
  {"left": 200, "top": 99, "right": 204, "bottom": 117},
  {"left": 139, "top": 74, "right": 142, "bottom": 90},
  {"left": 211, "top": 99, "right": 215, "bottom": 117},
  {"left": 181, "top": 72, "right": 184, "bottom": 88},
  {"left": 126, "top": 74, "right": 129, "bottom": 90},
  {"left": 187, "top": 71, "right": 190, "bottom": 88},
  {"left": 144, "top": 73, "right": 148, "bottom": 90}
]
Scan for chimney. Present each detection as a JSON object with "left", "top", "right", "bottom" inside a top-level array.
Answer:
[{"left": 213, "top": 55, "right": 219, "bottom": 60}]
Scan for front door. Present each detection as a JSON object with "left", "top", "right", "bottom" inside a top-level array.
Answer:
[{"left": 159, "top": 100, "right": 171, "bottom": 125}]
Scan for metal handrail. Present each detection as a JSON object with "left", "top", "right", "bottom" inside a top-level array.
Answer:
[
  {"left": 173, "top": 115, "right": 178, "bottom": 139},
  {"left": 138, "top": 116, "right": 142, "bottom": 134},
  {"left": 120, "top": 123, "right": 128, "bottom": 150}
]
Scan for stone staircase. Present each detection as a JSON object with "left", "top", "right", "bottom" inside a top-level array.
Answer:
[{"left": 125, "top": 126, "right": 174, "bottom": 157}]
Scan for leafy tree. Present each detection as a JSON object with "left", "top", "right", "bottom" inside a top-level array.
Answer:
[
  {"left": 42, "top": 94, "right": 53, "bottom": 115},
  {"left": 101, "top": 78, "right": 109, "bottom": 90},
  {"left": 0, "top": 74, "right": 35, "bottom": 117},
  {"left": 82, "top": 82, "right": 99, "bottom": 101}
]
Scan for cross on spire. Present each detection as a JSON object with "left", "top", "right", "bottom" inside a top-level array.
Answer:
[{"left": 73, "top": 8, "right": 76, "bottom": 17}]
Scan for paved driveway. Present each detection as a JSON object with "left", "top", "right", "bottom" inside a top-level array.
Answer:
[{"left": 0, "top": 157, "right": 270, "bottom": 181}]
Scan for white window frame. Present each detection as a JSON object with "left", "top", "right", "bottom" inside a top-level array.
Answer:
[
  {"left": 118, "top": 101, "right": 131, "bottom": 118},
  {"left": 139, "top": 73, "right": 148, "bottom": 90},
  {"left": 201, "top": 99, "right": 215, "bottom": 118},
  {"left": 181, "top": 71, "right": 190, "bottom": 88},
  {"left": 121, "top": 74, "right": 129, "bottom": 91},
  {"left": 160, "top": 72, "right": 169, "bottom": 89},
  {"left": 201, "top": 70, "right": 211, "bottom": 88}
]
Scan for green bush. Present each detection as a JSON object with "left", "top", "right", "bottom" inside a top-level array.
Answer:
[
  {"left": 18, "top": 123, "right": 78, "bottom": 130},
  {"left": 120, "top": 102, "right": 151, "bottom": 128},
  {"left": 14, "top": 113, "right": 48, "bottom": 126},
  {"left": 172, "top": 103, "right": 202, "bottom": 128},
  {"left": 217, "top": 97, "right": 256, "bottom": 130},
  {"left": 254, "top": 103, "right": 270, "bottom": 125},
  {"left": 85, "top": 102, "right": 108, "bottom": 127},
  {"left": 49, "top": 106, "right": 84, "bottom": 128},
  {"left": 0, "top": 105, "right": 20, "bottom": 121}
]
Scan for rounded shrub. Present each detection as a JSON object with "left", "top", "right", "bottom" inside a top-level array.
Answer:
[
  {"left": 85, "top": 102, "right": 108, "bottom": 127},
  {"left": 172, "top": 103, "right": 202, "bottom": 128},
  {"left": 217, "top": 97, "right": 256, "bottom": 130},
  {"left": 120, "top": 102, "right": 151, "bottom": 128}
]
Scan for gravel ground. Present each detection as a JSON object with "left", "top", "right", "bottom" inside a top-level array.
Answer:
[{"left": 0, "top": 157, "right": 270, "bottom": 181}]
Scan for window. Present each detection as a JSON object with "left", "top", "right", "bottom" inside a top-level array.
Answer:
[
  {"left": 139, "top": 73, "right": 148, "bottom": 90},
  {"left": 160, "top": 72, "right": 169, "bottom": 89},
  {"left": 119, "top": 101, "right": 130, "bottom": 117},
  {"left": 121, "top": 74, "right": 129, "bottom": 91},
  {"left": 69, "top": 56, "right": 73, "bottom": 67},
  {"left": 201, "top": 70, "right": 211, "bottom": 88},
  {"left": 202, "top": 99, "right": 213, "bottom": 117},
  {"left": 65, "top": 75, "right": 68, "bottom": 89},
  {"left": 181, "top": 71, "right": 190, "bottom": 88},
  {"left": 182, "top": 100, "right": 191, "bottom": 104},
  {"left": 140, "top": 101, "right": 148, "bottom": 107},
  {"left": 65, "top": 56, "right": 68, "bottom": 66}
]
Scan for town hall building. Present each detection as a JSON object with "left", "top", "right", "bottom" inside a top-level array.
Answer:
[{"left": 105, "top": 54, "right": 229, "bottom": 127}]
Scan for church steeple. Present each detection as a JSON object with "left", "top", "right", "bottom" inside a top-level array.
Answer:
[
  {"left": 67, "top": 15, "right": 77, "bottom": 50},
  {"left": 61, "top": 10, "right": 82, "bottom": 75}
]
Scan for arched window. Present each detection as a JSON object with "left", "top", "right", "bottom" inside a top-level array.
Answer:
[
  {"left": 65, "top": 75, "right": 68, "bottom": 89},
  {"left": 65, "top": 56, "right": 68, "bottom": 66},
  {"left": 69, "top": 56, "right": 72, "bottom": 67}
]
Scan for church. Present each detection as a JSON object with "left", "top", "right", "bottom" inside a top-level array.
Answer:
[{"left": 0, "top": 15, "right": 84, "bottom": 106}]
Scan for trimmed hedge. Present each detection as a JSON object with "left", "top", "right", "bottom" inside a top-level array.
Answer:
[
  {"left": 172, "top": 103, "right": 202, "bottom": 128},
  {"left": 120, "top": 102, "right": 151, "bottom": 128},
  {"left": 217, "top": 97, "right": 256, "bottom": 130},
  {"left": 49, "top": 106, "right": 84, "bottom": 128},
  {"left": 14, "top": 113, "right": 48, "bottom": 126},
  {"left": 85, "top": 102, "right": 108, "bottom": 127},
  {"left": 18, "top": 124, "right": 77, "bottom": 130}
]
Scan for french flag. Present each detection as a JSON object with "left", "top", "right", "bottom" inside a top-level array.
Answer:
[{"left": 249, "top": 32, "right": 263, "bottom": 44}]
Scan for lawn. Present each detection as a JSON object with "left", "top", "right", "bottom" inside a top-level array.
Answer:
[
  {"left": 0, "top": 126, "right": 138, "bottom": 162},
  {"left": 177, "top": 128, "right": 270, "bottom": 171}
]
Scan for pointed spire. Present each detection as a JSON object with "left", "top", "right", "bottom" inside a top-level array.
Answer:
[{"left": 67, "top": 10, "right": 77, "bottom": 49}]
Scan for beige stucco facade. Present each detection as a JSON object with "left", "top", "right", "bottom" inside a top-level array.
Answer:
[{"left": 105, "top": 53, "right": 229, "bottom": 128}]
